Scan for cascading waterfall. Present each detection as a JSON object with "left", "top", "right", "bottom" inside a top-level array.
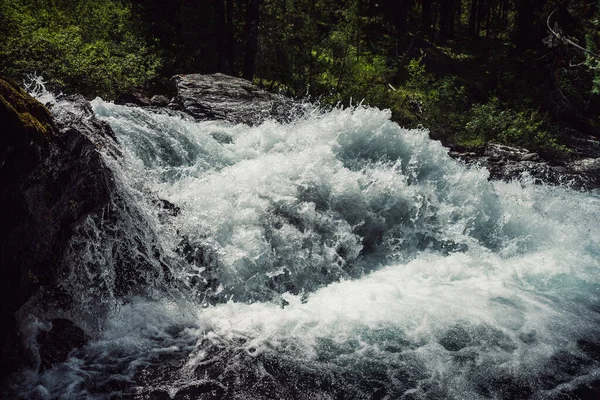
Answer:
[{"left": 18, "top": 95, "right": 600, "bottom": 399}]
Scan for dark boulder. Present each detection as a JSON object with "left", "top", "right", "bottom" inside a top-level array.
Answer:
[
  {"left": 150, "top": 94, "right": 170, "bottom": 106},
  {"left": 1, "top": 77, "right": 60, "bottom": 376},
  {"left": 0, "top": 79, "right": 169, "bottom": 379},
  {"left": 450, "top": 142, "right": 600, "bottom": 190},
  {"left": 170, "top": 73, "right": 297, "bottom": 124},
  {"left": 114, "top": 89, "right": 152, "bottom": 107},
  {"left": 439, "top": 324, "right": 471, "bottom": 352},
  {"left": 37, "top": 318, "right": 89, "bottom": 370}
]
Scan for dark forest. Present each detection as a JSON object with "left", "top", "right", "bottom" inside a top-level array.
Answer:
[{"left": 1, "top": 0, "right": 599, "bottom": 155}]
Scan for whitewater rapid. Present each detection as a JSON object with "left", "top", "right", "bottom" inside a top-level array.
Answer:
[{"left": 21, "top": 98, "right": 600, "bottom": 399}]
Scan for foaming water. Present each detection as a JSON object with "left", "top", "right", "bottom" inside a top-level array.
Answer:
[{"left": 22, "top": 98, "right": 600, "bottom": 398}]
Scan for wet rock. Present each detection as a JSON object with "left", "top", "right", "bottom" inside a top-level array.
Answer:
[
  {"left": 210, "top": 131, "right": 234, "bottom": 144},
  {"left": 552, "top": 166, "right": 568, "bottom": 173},
  {"left": 577, "top": 338, "right": 600, "bottom": 360},
  {"left": 23, "top": 385, "right": 51, "bottom": 400},
  {"left": 167, "top": 97, "right": 180, "bottom": 109},
  {"left": 484, "top": 142, "right": 530, "bottom": 161},
  {"left": 519, "top": 330, "right": 538, "bottom": 344},
  {"left": 130, "top": 335, "right": 425, "bottom": 400},
  {"left": 0, "top": 77, "right": 59, "bottom": 375},
  {"left": 0, "top": 79, "right": 169, "bottom": 378},
  {"left": 38, "top": 318, "right": 89, "bottom": 369},
  {"left": 153, "top": 198, "right": 181, "bottom": 217},
  {"left": 568, "top": 135, "right": 600, "bottom": 158},
  {"left": 521, "top": 152, "right": 540, "bottom": 162},
  {"left": 568, "top": 157, "right": 600, "bottom": 174},
  {"left": 114, "top": 89, "right": 151, "bottom": 106},
  {"left": 538, "top": 377, "right": 600, "bottom": 400},
  {"left": 175, "top": 236, "right": 220, "bottom": 295},
  {"left": 173, "top": 381, "right": 226, "bottom": 399},
  {"left": 449, "top": 142, "right": 600, "bottom": 190},
  {"left": 538, "top": 351, "right": 592, "bottom": 390},
  {"left": 476, "top": 373, "right": 534, "bottom": 400},
  {"left": 171, "top": 73, "right": 297, "bottom": 124},
  {"left": 449, "top": 151, "right": 477, "bottom": 159},
  {"left": 141, "top": 390, "right": 171, "bottom": 400},
  {"left": 439, "top": 324, "right": 471, "bottom": 351},
  {"left": 401, "top": 388, "right": 427, "bottom": 400},
  {"left": 150, "top": 94, "right": 170, "bottom": 106}
]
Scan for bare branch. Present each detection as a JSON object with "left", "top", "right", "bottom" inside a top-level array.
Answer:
[
  {"left": 546, "top": 8, "right": 600, "bottom": 59},
  {"left": 569, "top": 59, "right": 588, "bottom": 68}
]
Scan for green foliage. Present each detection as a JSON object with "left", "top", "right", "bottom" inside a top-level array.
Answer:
[
  {"left": 0, "top": 0, "right": 162, "bottom": 99},
  {"left": 584, "top": 17, "right": 600, "bottom": 94},
  {"left": 253, "top": 0, "right": 596, "bottom": 156},
  {"left": 565, "top": 0, "right": 600, "bottom": 94},
  {"left": 0, "top": 0, "right": 596, "bottom": 157},
  {"left": 257, "top": 0, "right": 398, "bottom": 101},
  {"left": 462, "top": 97, "right": 566, "bottom": 152},
  {"left": 399, "top": 56, "right": 469, "bottom": 135}
]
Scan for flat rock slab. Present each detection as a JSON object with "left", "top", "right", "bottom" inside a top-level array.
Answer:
[
  {"left": 171, "top": 73, "right": 297, "bottom": 125},
  {"left": 450, "top": 142, "right": 600, "bottom": 190}
]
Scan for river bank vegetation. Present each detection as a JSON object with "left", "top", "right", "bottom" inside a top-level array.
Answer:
[{"left": 1, "top": 0, "right": 599, "bottom": 155}]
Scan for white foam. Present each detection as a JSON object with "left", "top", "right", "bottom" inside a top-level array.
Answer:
[{"left": 42, "top": 98, "right": 599, "bottom": 398}]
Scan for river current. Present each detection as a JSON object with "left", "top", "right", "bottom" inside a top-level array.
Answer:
[{"left": 18, "top": 96, "right": 600, "bottom": 398}]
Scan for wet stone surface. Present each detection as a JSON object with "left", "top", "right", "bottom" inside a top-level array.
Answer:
[
  {"left": 169, "top": 73, "right": 299, "bottom": 125},
  {"left": 450, "top": 142, "right": 600, "bottom": 190}
]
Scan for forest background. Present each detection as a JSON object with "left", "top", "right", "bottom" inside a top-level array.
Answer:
[{"left": 1, "top": 0, "right": 599, "bottom": 156}]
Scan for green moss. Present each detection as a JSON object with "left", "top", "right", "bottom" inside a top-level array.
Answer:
[{"left": 0, "top": 77, "right": 55, "bottom": 144}]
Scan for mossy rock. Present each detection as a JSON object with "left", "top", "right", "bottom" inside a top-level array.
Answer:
[{"left": 0, "top": 77, "right": 56, "bottom": 149}]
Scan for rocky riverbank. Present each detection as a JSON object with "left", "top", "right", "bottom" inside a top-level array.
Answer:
[
  {"left": 120, "top": 72, "right": 600, "bottom": 191},
  {"left": 449, "top": 142, "right": 600, "bottom": 191}
]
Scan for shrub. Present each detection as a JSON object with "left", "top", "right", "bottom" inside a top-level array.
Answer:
[
  {"left": 462, "top": 97, "right": 567, "bottom": 153},
  {"left": 0, "top": 0, "right": 162, "bottom": 99}
]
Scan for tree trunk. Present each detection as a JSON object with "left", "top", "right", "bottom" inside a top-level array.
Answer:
[
  {"left": 440, "top": 0, "right": 455, "bottom": 37},
  {"left": 308, "top": 0, "right": 315, "bottom": 91},
  {"left": 476, "top": 0, "right": 484, "bottom": 37},
  {"left": 421, "top": 0, "right": 432, "bottom": 40},
  {"left": 242, "top": 0, "right": 259, "bottom": 80},
  {"left": 356, "top": 0, "right": 362, "bottom": 60},
  {"left": 486, "top": 0, "right": 491, "bottom": 38},
  {"left": 514, "top": 0, "right": 535, "bottom": 50},
  {"left": 224, "top": 0, "right": 235, "bottom": 75},
  {"left": 469, "top": 0, "right": 478, "bottom": 37},
  {"left": 215, "top": 0, "right": 225, "bottom": 71},
  {"left": 393, "top": 0, "right": 408, "bottom": 33}
]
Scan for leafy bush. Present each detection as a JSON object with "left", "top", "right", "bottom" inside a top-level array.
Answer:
[
  {"left": 0, "top": 0, "right": 162, "bottom": 99},
  {"left": 401, "top": 56, "right": 469, "bottom": 135},
  {"left": 462, "top": 97, "right": 566, "bottom": 153}
]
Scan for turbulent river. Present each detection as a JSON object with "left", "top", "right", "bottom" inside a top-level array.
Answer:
[{"left": 19, "top": 97, "right": 600, "bottom": 399}]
